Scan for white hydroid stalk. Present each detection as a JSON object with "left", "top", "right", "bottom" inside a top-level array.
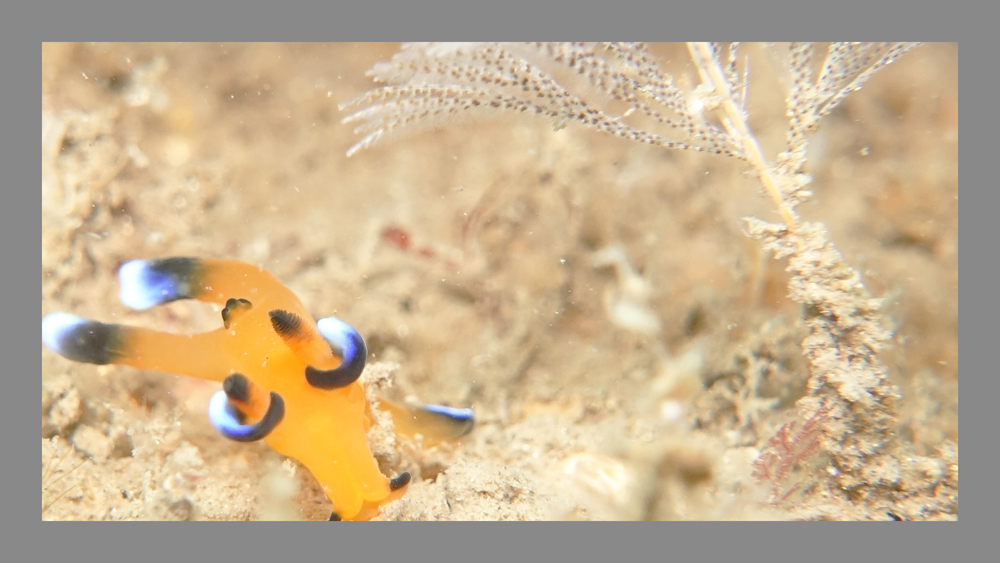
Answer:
[{"left": 688, "top": 42, "right": 799, "bottom": 233}]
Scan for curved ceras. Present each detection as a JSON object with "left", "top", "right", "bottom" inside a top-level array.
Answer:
[{"left": 41, "top": 257, "right": 459, "bottom": 520}]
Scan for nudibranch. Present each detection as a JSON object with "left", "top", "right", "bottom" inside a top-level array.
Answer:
[{"left": 42, "top": 257, "right": 474, "bottom": 521}]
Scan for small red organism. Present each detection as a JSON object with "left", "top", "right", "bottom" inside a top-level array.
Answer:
[
  {"left": 752, "top": 404, "right": 830, "bottom": 504},
  {"left": 381, "top": 226, "right": 411, "bottom": 251}
]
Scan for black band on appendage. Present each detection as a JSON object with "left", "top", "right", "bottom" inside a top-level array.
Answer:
[
  {"left": 304, "top": 329, "right": 368, "bottom": 390},
  {"left": 58, "top": 321, "right": 123, "bottom": 365},
  {"left": 229, "top": 391, "right": 283, "bottom": 442},
  {"left": 149, "top": 257, "right": 203, "bottom": 287}
]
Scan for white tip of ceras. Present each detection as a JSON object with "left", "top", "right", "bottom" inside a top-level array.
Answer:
[
  {"left": 41, "top": 312, "right": 88, "bottom": 356},
  {"left": 118, "top": 259, "right": 176, "bottom": 310}
]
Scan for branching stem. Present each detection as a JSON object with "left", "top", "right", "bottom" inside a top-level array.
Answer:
[{"left": 688, "top": 42, "right": 800, "bottom": 234}]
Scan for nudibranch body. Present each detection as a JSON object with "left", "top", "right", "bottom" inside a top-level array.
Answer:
[{"left": 42, "top": 257, "right": 473, "bottom": 521}]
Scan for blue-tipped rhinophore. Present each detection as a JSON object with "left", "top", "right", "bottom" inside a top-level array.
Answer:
[
  {"left": 306, "top": 316, "right": 368, "bottom": 390},
  {"left": 119, "top": 258, "right": 196, "bottom": 310},
  {"left": 208, "top": 389, "right": 285, "bottom": 443},
  {"left": 422, "top": 404, "right": 475, "bottom": 436},
  {"left": 42, "top": 312, "right": 121, "bottom": 365},
  {"left": 422, "top": 404, "right": 475, "bottom": 422}
]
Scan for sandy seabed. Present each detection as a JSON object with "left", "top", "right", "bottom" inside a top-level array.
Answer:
[{"left": 42, "top": 43, "right": 957, "bottom": 521}]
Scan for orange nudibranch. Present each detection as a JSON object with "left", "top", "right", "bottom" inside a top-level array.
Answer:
[{"left": 42, "top": 257, "right": 473, "bottom": 521}]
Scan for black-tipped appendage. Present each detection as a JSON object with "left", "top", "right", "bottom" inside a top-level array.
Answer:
[
  {"left": 223, "top": 371, "right": 252, "bottom": 403},
  {"left": 389, "top": 472, "right": 411, "bottom": 492},
  {"left": 268, "top": 309, "right": 304, "bottom": 340},
  {"left": 42, "top": 313, "right": 124, "bottom": 365}
]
